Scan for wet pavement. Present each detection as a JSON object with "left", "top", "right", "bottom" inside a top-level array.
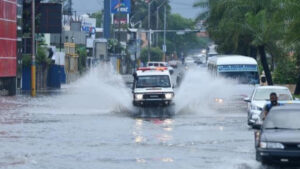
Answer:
[{"left": 0, "top": 66, "right": 299, "bottom": 169}]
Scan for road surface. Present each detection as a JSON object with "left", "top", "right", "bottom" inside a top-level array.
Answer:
[{"left": 0, "top": 65, "right": 298, "bottom": 169}]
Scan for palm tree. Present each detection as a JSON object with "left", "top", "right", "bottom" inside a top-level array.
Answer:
[
  {"left": 284, "top": 0, "right": 300, "bottom": 94},
  {"left": 194, "top": 0, "right": 285, "bottom": 85}
]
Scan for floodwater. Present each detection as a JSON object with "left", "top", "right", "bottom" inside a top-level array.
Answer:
[{"left": 0, "top": 64, "right": 298, "bottom": 169}]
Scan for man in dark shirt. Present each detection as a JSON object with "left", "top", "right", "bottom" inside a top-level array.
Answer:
[{"left": 262, "top": 92, "right": 281, "bottom": 120}]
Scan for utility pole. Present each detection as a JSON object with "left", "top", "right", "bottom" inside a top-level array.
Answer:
[
  {"left": 118, "top": 0, "right": 121, "bottom": 74},
  {"left": 59, "top": 0, "right": 64, "bottom": 52},
  {"left": 156, "top": 7, "right": 159, "bottom": 47},
  {"left": 147, "top": 1, "right": 151, "bottom": 62},
  {"left": 156, "top": 0, "right": 167, "bottom": 47},
  {"left": 163, "top": 5, "right": 166, "bottom": 61},
  {"left": 31, "top": 0, "right": 36, "bottom": 97}
]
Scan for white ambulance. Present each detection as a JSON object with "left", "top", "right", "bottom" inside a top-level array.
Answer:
[{"left": 132, "top": 67, "right": 174, "bottom": 107}]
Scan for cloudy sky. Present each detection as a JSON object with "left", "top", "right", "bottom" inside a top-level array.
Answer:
[{"left": 72, "top": 0, "right": 205, "bottom": 19}]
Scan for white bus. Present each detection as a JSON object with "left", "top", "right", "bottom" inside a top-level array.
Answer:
[{"left": 208, "top": 55, "right": 260, "bottom": 85}]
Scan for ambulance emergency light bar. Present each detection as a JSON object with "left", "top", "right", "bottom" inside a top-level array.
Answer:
[{"left": 137, "top": 67, "right": 168, "bottom": 72}]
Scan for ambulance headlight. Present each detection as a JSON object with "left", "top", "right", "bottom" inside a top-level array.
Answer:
[
  {"left": 135, "top": 94, "right": 144, "bottom": 100},
  {"left": 165, "top": 93, "right": 174, "bottom": 100}
]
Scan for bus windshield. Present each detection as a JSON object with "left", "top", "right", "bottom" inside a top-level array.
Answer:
[{"left": 219, "top": 72, "right": 259, "bottom": 84}]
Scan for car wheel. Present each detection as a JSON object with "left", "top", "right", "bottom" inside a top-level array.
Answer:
[
  {"left": 261, "top": 158, "right": 269, "bottom": 166},
  {"left": 247, "top": 114, "right": 253, "bottom": 126}
]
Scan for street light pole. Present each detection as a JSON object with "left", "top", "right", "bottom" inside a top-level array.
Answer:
[
  {"left": 163, "top": 5, "right": 167, "bottom": 61},
  {"left": 31, "top": 0, "right": 36, "bottom": 97},
  {"left": 147, "top": 0, "right": 157, "bottom": 62},
  {"left": 156, "top": 0, "right": 167, "bottom": 47},
  {"left": 147, "top": 1, "right": 151, "bottom": 62},
  {"left": 118, "top": 0, "right": 121, "bottom": 74}
]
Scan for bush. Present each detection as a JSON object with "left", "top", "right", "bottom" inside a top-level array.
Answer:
[
  {"left": 140, "top": 47, "right": 163, "bottom": 64},
  {"left": 76, "top": 46, "right": 87, "bottom": 73},
  {"left": 22, "top": 54, "right": 32, "bottom": 66},
  {"left": 22, "top": 46, "right": 51, "bottom": 67},
  {"left": 273, "top": 58, "right": 299, "bottom": 84},
  {"left": 36, "top": 46, "right": 51, "bottom": 65}
]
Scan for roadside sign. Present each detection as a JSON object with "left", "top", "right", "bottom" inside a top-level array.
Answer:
[
  {"left": 162, "top": 45, "right": 167, "bottom": 53},
  {"left": 130, "top": 54, "right": 135, "bottom": 61},
  {"left": 81, "top": 18, "right": 96, "bottom": 34},
  {"left": 111, "top": 0, "right": 131, "bottom": 14}
]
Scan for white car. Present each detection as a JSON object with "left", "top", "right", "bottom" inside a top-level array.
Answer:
[
  {"left": 147, "top": 62, "right": 174, "bottom": 74},
  {"left": 184, "top": 57, "right": 195, "bottom": 64},
  {"left": 168, "top": 60, "right": 179, "bottom": 68},
  {"left": 244, "top": 86, "right": 294, "bottom": 127},
  {"left": 132, "top": 67, "right": 174, "bottom": 107}
]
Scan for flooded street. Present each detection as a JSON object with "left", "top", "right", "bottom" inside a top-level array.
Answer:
[{"left": 0, "top": 66, "right": 297, "bottom": 169}]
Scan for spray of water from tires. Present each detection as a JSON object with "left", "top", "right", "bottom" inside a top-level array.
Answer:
[
  {"left": 174, "top": 67, "right": 238, "bottom": 115},
  {"left": 27, "top": 63, "right": 133, "bottom": 115}
]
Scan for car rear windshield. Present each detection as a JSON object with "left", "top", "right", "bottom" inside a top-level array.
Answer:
[
  {"left": 264, "top": 110, "right": 300, "bottom": 130},
  {"left": 254, "top": 88, "right": 292, "bottom": 101},
  {"left": 136, "top": 75, "right": 171, "bottom": 88}
]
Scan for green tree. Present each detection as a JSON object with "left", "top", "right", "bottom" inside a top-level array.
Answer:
[
  {"left": 131, "top": 0, "right": 171, "bottom": 29},
  {"left": 194, "top": 0, "right": 284, "bottom": 85},
  {"left": 162, "top": 14, "right": 207, "bottom": 56},
  {"left": 76, "top": 45, "right": 87, "bottom": 74},
  {"left": 140, "top": 47, "right": 163, "bottom": 64},
  {"left": 284, "top": 0, "right": 300, "bottom": 94},
  {"left": 273, "top": 57, "right": 298, "bottom": 84},
  {"left": 90, "top": 11, "right": 103, "bottom": 28}
]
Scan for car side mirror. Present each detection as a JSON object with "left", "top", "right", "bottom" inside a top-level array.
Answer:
[
  {"left": 261, "top": 76, "right": 266, "bottom": 83},
  {"left": 244, "top": 97, "right": 251, "bottom": 103}
]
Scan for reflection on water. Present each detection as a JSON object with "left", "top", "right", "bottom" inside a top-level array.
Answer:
[
  {"left": 133, "top": 118, "right": 175, "bottom": 164},
  {"left": 136, "top": 158, "right": 147, "bottom": 163},
  {"left": 161, "top": 157, "right": 174, "bottom": 163},
  {"left": 133, "top": 119, "right": 145, "bottom": 144},
  {"left": 135, "top": 157, "right": 174, "bottom": 164},
  {"left": 133, "top": 118, "right": 174, "bottom": 144}
]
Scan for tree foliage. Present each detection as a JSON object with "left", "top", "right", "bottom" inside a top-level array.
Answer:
[
  {"left": 140, "top": 47, "right": 163, "bottom": 64},
  {"left": 159, "top": 14, "right": 207, "bottom": 56},
  {"left": 90, "top": 11, "right": 103, "bottom": 28},
  {"left": 130, "top": 0, "right": 207, "bottom": 57},
  {"left": 194, "top": 0, "right": 286, "bottom": 85},
  {"left": 195, "top": 0, "right": 300, "bottom": 93}
]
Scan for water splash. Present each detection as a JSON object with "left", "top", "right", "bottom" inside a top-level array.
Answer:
[
  {"left": 27, "top": 63, "right": 133, "bottom": 115},
  {"left": 174, "top": 67, "right": 238, "bottom": 114}
]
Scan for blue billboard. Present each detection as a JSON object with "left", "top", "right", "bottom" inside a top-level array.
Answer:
[{"left": 111, "top": 0, "right": 131, "bottom": 14}]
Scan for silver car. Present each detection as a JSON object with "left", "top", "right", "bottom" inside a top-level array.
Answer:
[{"left": 244, "top": 86, "right": 294, "bottom": 127}]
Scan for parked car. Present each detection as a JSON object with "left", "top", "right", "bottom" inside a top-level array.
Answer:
[
  {"left": 244, "top": 86, "right": 294, "bottom": 128},
  {"left": 255, "top": 104, "right": 300, "bottom": 165}
]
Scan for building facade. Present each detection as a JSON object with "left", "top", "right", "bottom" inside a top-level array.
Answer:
[{"left": 0, "top": 0, "right": 18, "bottom": 95}]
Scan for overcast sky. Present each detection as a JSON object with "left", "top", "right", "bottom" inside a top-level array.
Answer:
[{"left": 72, "top": 0, "right": 205, "bottom": 19}]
